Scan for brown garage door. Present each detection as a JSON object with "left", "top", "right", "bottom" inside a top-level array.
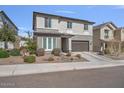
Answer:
[{"left": 72, "top": 40, "right": 89, "bottom": 52}]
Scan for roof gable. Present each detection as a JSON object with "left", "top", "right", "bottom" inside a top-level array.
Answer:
[
  {"left": 94, "top": 22, "right": 118, "bottom": 30},
  {"left": 0, "top": 11, "right": 18, "bottom": 30}
]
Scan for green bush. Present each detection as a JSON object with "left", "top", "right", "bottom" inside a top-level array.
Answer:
[
  {"left": 26, "top": 40, "right": 37, "bottom": 54},
  {"left": 66, "top": 52, "right": 71, "bottom": 57},
  {"left": 23, "top": 56, "right": 36, "bottom": 63},
  {"left": 0, "top": 48, "right": 3, "bottom": 51},
  {"left": 9, "top": 49, "right": 20, "bottom": 56},
  {"left": 36, "top": 48, "right": 45, "bottom": 56},
  {"left": 51, "top": 48, "right": 61, "bottom": 56},
  {"left": 0, "top": 50, "right": 9, "bottom": 58}
]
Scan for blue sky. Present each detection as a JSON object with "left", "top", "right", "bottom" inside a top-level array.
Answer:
[{"left": 0, "top": 5, "right": 124, "bottom": 36}]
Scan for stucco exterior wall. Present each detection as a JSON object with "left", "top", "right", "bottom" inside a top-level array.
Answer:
[
  {"left": 0, "top": 42, "right": 14, "bottom": 49},
  {"left": 36, "top": 16, "right": 59, "bottom": 29},
  {"left": 35, "top": 14, "right": 93, "bottom": 51},
  {"left": 71, "top": 35, "right": 93, "bottom": 51},
  {"left": 121, "top": 29, "right": 124, "bottom": 41},
  {"left": 35, "top": 15, "right": 93, "bottom": 36}
]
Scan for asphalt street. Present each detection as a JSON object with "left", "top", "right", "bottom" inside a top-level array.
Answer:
[{"left": 0, "top": 66, "right": 124, "bottom": 88}]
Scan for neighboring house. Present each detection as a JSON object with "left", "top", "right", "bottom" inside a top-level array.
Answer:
[
  {"left": 33, "top": 12, "right": 94, "bottom": 52},
  {"left": 93, "top": 22, "right": 118, "bottom": 52},
  {"left": 0, "top": 11, "right": 18, "bottom": 49}
]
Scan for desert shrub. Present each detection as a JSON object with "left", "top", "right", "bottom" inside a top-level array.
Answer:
[
  {"left": 0, "top": 49, "right": 9, "bottom": 58},
  {"left": 47, "top": 56, "right": 54, "bottom": 61},
  {"left": 51, "top": 48, "right": 61, "bottom": 56},
  {"left": 75, "top": 54, "right": 81, "bottom": 59},
  {"left": 20, "top": 46, "right": 28, "bottom": 56},
  {"left": 104, "top": 48, "right": 110, "bottom": 54},
  {"left": 66, "top": 52, "right": 71, "bottom": 57},
  {"left": 70, "top": 57, "right": 74, "bottom": 61},
  {"left": 23, "top": 56, "right": 36, "bottom": 63},
  {"left": 9, "top": 49, "right": 20, "bottom": 56},
  {"left": 36, "top": 48, "right": 45, "bottom": 56},
  {"left": 26, "top": 40, "right": 37, "bottom": 54}
]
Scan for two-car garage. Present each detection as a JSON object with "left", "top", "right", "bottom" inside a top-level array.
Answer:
[{"left": 72, "top": 40, "right": 89, "bottom": 52}]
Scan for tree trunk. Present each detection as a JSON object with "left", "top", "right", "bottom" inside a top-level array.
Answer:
[
  {"left": 118, "top": 42, "right": 121, "bottom": 55},
  {"left": 4, "top": 41, "right": 8, "bottom": 49}
]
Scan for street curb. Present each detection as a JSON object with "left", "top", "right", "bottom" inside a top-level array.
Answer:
[{"left": 0, "top": 62, "right": 124, "bottom": 77}]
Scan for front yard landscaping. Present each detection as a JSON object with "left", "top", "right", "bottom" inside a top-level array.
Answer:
[
  {"left": 97, "top": 40, "right": 124, "bottom": 61},
  {"left": 104, "top": 53, "right": 124, "bottom": 60},
  {"left": 0, "top": 48, "right": 88, "bottom": 65},
  {"left": 0, "top": 29, "right": 88, "bottom": 65}
]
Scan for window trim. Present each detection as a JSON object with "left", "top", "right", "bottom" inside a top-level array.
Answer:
[
  {"left": 104, "top": 30, "right": 109, "bottom": 39},
  {"left": 67, "top": 21, "right": 72, "bottom": 29},
  {"left": 42, "top": 37, "right": 57, "bottom": 51},
  {"left": 44, "top": 17, "right": 51, "bottom": 28},
  {"left": 84, "top": 24, "right": 88, "bottom": 30}
]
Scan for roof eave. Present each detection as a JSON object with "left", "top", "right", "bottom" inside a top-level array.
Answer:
[{"left": 33, "top": 11, "right": 95, "bottom": 25}]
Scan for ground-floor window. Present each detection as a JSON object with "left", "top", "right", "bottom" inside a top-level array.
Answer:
[{"left": 42, "top": 37, "right": 57, "bottom": 51}]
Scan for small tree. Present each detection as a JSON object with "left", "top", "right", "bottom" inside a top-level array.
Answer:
[
  {"left": 26, "top": 39, "right": 37, "bottom": 54},
  {"left": 107, "top": 39, "right": 121, "bottom": 56},
  {"left": 0, "top": 24, "right": 16, "bottom": 49},
  {"left": 25, "top": 30, "right": 36, "bottom": 54}
]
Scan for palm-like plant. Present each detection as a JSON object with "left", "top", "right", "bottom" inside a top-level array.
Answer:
[{"left": 0, "top": 24, "right": 16, "bottom": 49}]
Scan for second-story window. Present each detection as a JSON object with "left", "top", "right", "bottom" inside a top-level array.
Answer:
[
  {"left": 45, "top": 17, "right": 51, "bottom": 28},
  {"left": 67, "top": 22, "right": 72, "bottom": 29},
  {"left": 104, "top": 30, "right": 109, "bottom": 39},
  {"left": 84, "top": 24, "right": 88, "bottom": 30}
]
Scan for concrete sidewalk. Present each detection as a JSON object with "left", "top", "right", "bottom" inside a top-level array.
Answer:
[{"left": 0, "top": 61, "right": 124, "bottom": 77}]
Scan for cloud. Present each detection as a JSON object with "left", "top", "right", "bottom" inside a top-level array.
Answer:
[{"left": 55, "top": 10, "right": 76, "bottom": 14}]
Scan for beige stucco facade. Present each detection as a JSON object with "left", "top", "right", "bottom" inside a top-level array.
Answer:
[
  {"left": 100, "top": 26, "right": 115, "bottom": 40},
  {"left": 35, "top": 15, "right": 93, "bottom": 36},
  {"left": 33, "top": 12, "right": 94, "bottom": 52}
]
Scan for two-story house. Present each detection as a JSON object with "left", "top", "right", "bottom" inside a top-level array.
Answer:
[
  {"left": 93, "top": 22, "right": 118, "bottom": 52},
  {"left": 0, "top": 11, "right": 18, "bottom": 49},
  {"left": 33, "top": 12, "right": 94, "bottom": 52}
]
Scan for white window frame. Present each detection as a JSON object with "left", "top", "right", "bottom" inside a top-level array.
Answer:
[
  {"left": 42, "top": 37, "right": 57, "bottom": 51},
  {"left": 84, "top": 24, "right": 89, "bottom": 30}
]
